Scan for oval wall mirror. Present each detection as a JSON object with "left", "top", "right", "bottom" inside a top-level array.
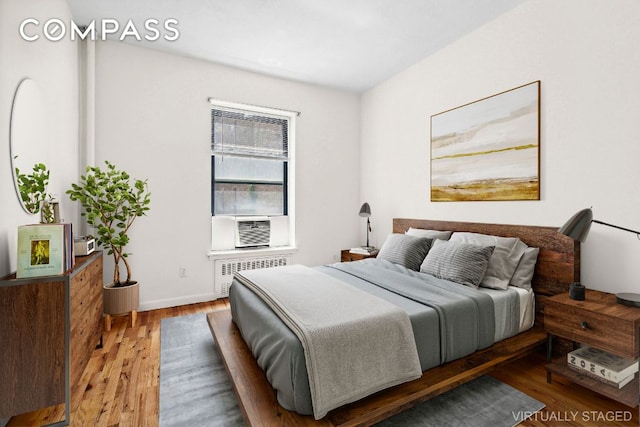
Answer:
[{"left": 9, "top": 78, "right": 49, "bottom": 214}]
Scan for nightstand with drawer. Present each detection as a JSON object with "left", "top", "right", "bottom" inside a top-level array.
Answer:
[
  {"left": 340, "top": 249, "right": 378, "bottom": 262},
  {"left": 545, "top": 289, "right": 640, "bottom": 407}
]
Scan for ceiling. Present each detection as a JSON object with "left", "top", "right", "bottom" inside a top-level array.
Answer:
[{"left": 66, "top": 0, "right": 526, "bottom": 92}]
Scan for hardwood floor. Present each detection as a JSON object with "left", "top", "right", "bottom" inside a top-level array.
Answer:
[
  {"left": 492, "top": 352, "right": 639, "bottom": 427},
  {"left": 7, "top": 299, "right": 229, "bottom": 427},
  {"left": 8, "top": 300, "right": 639, "bottom": 426}
]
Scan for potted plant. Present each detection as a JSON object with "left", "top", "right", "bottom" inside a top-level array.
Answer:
[
  {"left": 15, "top": 162, "right": 57, "bottom": 221},
  {"left": 67, "top": 161, "right": 151, "bottom": 323}
]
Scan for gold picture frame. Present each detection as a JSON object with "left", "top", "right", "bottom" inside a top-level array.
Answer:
[{"left": 430, "top": 81, "right": 540, "bottom": 201}]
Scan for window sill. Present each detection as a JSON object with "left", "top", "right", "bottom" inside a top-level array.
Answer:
[{"left": 207, "top": 245, "right": 298, "bottom": 260}]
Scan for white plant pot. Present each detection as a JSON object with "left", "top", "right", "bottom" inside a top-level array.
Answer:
[{"left": 103, "top": 281, "right": 139, "bottom": 315}]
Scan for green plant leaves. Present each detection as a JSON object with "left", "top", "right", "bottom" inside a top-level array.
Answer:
[
  {"left": 67, "top": 160, "right": 151, "bottom": 285},
  {"left": 15, "top": 162, "right": 50, "bottom": 214}
]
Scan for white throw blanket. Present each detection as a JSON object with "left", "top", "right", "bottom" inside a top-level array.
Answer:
[{"left": 235, "top": 264, "right": 422, "bottom": 419}]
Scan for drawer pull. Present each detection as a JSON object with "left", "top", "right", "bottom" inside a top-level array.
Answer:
[{"left": 580, "top": 320, "right": 589, "bottom": 330}]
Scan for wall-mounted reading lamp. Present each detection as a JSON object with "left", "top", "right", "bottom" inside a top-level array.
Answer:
[
  {"left": 559, "top": 207, "right": 640, "bottom": 306},
  {"left": 359, "top": 202, "right": 374, "bottom": 250}
]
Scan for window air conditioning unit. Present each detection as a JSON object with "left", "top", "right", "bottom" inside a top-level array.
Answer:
[{"left": 235, "top": 216, "right": 271, "bottom": 248}]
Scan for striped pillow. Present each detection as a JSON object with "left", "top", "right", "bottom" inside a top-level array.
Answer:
[
  {"left": 420, "top": 239, "right": 495, "bottom": 288},
  {"left": 449, "top": 232, "right": 528, "bottom": 290},
  {"left": 377, "top": 234, "right": 433, "bottom": 271}
]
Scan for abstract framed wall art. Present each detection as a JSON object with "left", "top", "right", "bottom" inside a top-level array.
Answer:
[{"left": 430, "top": 81, "right": 540, "bottom": 201}]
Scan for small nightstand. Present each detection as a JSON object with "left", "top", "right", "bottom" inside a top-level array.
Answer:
[
  {"left": 545, "top": 289, "right": 640, "bottom": 407},
  {"left": 340, "top": 249, "right": 377, "bottom": 262}
]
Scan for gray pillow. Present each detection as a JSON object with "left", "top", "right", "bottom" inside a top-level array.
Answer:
[
  {"left": 420, "top": 239, "right": 495, "bottom": 288},
  {"left": 377, "top": 233, "right": 433, "bottom": 271},
  {"left": 510, "top": 247, "right": 539, "bottom": 289},
  {"left": 405, "top": 227, "right": 452, "bottom": 241},
  {"left": 449, "top": 232, "right": 528, "bottom": 290}
]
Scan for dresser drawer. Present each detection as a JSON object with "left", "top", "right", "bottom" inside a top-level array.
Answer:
[{"left": 545, "top": 299, "right": 637, "bottom": 359}]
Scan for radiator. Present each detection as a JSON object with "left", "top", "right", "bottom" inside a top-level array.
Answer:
[{"left": 214, "top": 254, "right": 291, "bottom": 298}]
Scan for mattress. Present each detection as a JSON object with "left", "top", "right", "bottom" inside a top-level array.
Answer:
[{"left": 229, "top": 258, "right": 534, "bottom": 416}]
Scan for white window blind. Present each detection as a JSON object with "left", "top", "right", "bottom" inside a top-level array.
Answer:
[
  {"left": 211, "top": 108, "right": 291, "bottom": 217},
  {"left": 211, "top": 110, "right": 288, "bottom": 160}
]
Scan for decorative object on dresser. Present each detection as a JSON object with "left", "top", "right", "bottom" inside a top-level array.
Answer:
[
  {"left": 0, "top": 252, "right": 103, "bottom": 426},
  {"left": 559, "top": 207, "right": 640, "bottom": 306},
  {"left": 74, "top": 235, "right": 96, "bottom": 256},
  {"left": 16, "top": 223, "right": 74, "bottom": 278},
  {"left": 358, "top": 202, "right": 374, "bottom": 250},
  {"left": 13, "top": 160, "right": 60, "bottom": 223},
  {"left": 40, "top": 198, "right": 61, "bottom": 224},
  {"left": 67, "top": 161, "right": 151, "bottom": 330},
  {"left": 13, "top": 162, "right": 53, "bottom": 217},
  {"left": 545, "top": 289, "right": 640, "bottom": 407}
]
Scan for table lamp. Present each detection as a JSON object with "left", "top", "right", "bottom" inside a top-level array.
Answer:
[
  {"left": 559, "top": 208, "right": 640, "bottom": 306},
  {"left": 359, "top": 202, "right": 374, "bottom": 250}
]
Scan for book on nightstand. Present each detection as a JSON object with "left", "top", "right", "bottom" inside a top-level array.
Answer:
[
  {"left": 16, "top": 223, "right": 74, "bottom": 278},
  {"left": 567, "top": 345, "right": 639, "bottom": 384},
  {"left": 567, "top": 364, "right": 635, "bottom": 389},
  {"left": 349, "top": 247, "right": 378, "bottom": 256}
]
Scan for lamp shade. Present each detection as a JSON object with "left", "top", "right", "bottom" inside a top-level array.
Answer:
[
  {"left": 359, "top": 202, "right": 371, "bottom": 217},
  {"left": 558, "top": 208, "right": 593, "bottom": 242}
]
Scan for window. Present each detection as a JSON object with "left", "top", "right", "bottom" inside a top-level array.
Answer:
[{"left": 211, "top": 104, "right": 293, "bottom": 217}]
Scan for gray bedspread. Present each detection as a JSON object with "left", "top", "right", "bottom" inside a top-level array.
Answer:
[
  {"left": 229, "top": 258, "right": 509, "bottom": 416},
  {"left": 233, "top": 264, "right": 421, "bottom": 419},
  {"left": 323, "top": 260, "right": 495, "bottom": 362}
]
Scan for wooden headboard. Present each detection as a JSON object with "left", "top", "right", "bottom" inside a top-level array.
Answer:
[{"left": 393, "top": 218, "right": 580, "bottom": 325}]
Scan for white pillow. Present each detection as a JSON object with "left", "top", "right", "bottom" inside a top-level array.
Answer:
[
  {"left": 406, "top": 227, "right": 452, "bottom": 241},
  {"left": 449, "top": 232, "right": 527, "bottom": 290},
  {"left": 510, "top": 247, "right": 539, "bottom": 289}
]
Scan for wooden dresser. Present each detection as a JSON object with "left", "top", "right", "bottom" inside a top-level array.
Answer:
[
  {"left": 545, "top": 289, "right": 640, "bottom": 407},
  {"left": 0, "top": 251, "right": 103, "bottom": 424}
]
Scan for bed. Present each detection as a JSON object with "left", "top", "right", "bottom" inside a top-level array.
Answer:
[{"left": 207, "top": 218, "right": 580, "bottom": 426}]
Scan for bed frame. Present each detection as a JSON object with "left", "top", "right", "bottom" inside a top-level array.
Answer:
[{"left": 207, "top": 218, "right": 580, "bottom": 426}]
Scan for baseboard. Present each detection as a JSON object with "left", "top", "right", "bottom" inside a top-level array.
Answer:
[{"left": 137, "top": 292, "right": 219, "bottom": 312}]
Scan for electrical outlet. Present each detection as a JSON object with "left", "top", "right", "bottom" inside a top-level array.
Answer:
[{"left": 179, "top": 267, "right": 187, "bottom": 278}]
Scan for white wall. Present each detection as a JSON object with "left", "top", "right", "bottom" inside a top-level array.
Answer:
[
  {"left": 361, "top": 0, "right": 640, "bottom": 294},
  {"left": 94, "top": 42, "right": 361, "bottom": 310},
  {"left": 6, "top": 0, "right": 634, "bottom": 308},
  {"left": 0, "top": 0, "right": 79, "bottom": 277}
]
